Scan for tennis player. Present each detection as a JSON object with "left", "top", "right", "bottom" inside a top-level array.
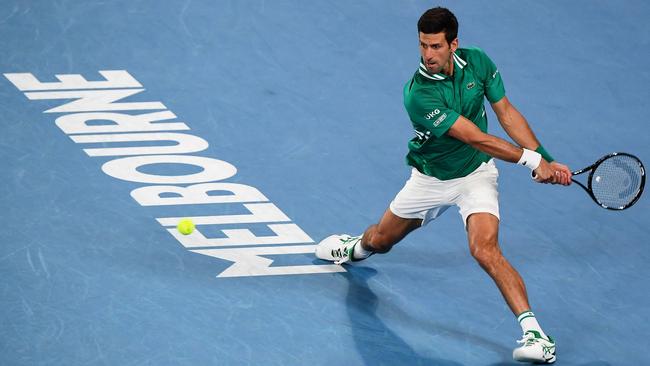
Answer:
[{"left": 316, "top": 7, "right": 572, "bottom": 364}]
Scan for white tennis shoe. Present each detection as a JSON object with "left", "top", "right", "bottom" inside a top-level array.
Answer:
[
  {"left": 314, "top": 234, "right": 362, "bottom": 264},
  {"left": 512, "top": 330, "right": 556, "bottom": 364}
]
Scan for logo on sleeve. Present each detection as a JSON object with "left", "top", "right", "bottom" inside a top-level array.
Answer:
[
  {"left": 432, "top": 113, "right": 447, "bottom": 127},
  {"left": 492, "top": 70, "right": 499, "bottom": 78},
  {"left": 414, "top": 128, "right": 432, "bottom": 143},
  {"left": 424, "top": 108, "right": 440, "bottom": 120}
]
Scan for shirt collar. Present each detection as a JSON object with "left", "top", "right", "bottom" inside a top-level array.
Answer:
[{"left": 418, "top": 52, "right": 468, "bottom": 81}]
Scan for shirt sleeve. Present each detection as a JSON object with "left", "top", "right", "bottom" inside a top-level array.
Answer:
[
  {"left": 475, "top": 48, "right": 506, "bottom": 103},
  {"left": 405, "top": 88, "right": 460, "bottom": 138}
]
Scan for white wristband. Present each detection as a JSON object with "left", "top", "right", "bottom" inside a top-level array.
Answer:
[{"left": 517, "top": 148, "right": 542, "bottom": 171}]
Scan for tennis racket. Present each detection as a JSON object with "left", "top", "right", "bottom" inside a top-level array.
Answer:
[{"left": 571, "top": 152, "right": 645, "bottom": 210}]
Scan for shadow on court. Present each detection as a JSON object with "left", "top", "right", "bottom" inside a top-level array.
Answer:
[
  {"left": 341, "top": 266, "right": 617, "bottom": 366},
  {"left": 341, "top": 266, "right": 463, "bottom": 366}
]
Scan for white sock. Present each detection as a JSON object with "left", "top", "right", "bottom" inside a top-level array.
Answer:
[
  {"left": 352, "top": 236, "right": 372, "bottom": 260},
  {"left": 517, "top": 310, "right": 548, "bottom": 339}
]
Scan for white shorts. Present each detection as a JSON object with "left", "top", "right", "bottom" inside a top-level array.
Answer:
[{"left": 389, "top": 159, "right": 500, "bottom": 227}]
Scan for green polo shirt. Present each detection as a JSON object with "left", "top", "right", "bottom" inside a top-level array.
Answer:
[{"left": 403, "top": 47, "right": 506, "bottom": 180}]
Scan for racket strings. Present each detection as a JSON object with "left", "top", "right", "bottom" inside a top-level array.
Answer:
[{"left": 591, "top": 155, "right": 643, "bottom": 208}]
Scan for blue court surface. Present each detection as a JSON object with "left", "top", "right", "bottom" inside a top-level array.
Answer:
[{"left": 2, "top": 1, "right": 649, "bottom": 365}]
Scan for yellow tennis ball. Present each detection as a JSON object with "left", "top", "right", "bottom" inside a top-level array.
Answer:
[{"left": 177, "top": 219, "right": 195, "bottom": 235}]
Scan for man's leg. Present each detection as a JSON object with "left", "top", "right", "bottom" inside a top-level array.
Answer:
[
  {"left": 465, "top": 212, "right": 529, "bottom": 314},
  {"left": 315, "top": 208, "right": 421, "bottom": 263},
  {"left": 361, "top": 209, "right": 422, "bottom": 253},
  {"left": 466, "top": 212, "right": 555, "bottom": 364},
  {"left": 317, "top": 167, "right": 443, "bottom": 263}
]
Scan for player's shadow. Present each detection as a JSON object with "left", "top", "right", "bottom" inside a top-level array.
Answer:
[
  {"left": 340, "top": 266, "right": 463, "bottom": 366},
  {"left": 381, "top": 293, "right": 513, "bottom": 360},
  {"left": 342, "top": 267, "right": 615, "bottom": 366}
]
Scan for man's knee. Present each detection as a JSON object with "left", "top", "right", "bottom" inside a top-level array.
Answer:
[
  {"left": 362, "top": 213, "right": 420, "bottom": 254},
  {"left": 469, "top": 233, "right": 501, "bottom": 267},
  {"left": 364, "top": 227, "right": 400, "bottom": 253}
]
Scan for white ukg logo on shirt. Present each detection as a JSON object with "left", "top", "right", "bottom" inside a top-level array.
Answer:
[{"left": 424, "top": 108, "right": 440, "bottom": 120}]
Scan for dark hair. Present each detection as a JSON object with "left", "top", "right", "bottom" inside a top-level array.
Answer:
[{"left": 417, "top": 7, "right": 458, "bottom": 44}]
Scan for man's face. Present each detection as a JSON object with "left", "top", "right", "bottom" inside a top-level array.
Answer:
[{"left": 419, "top": 32, "right": 458, "bottom": 74}]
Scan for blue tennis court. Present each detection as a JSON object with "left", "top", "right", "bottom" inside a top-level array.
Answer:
[{"left": 2, "top": 1, "right": 649, "bottom": 365}]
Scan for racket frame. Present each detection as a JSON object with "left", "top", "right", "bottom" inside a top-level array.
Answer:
[{"left": 571, "top": 152, "right": 645, "bottom": 210}]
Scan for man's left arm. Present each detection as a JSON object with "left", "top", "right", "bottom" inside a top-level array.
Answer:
[{"left": 491, "top": 96, "right": 572, "bottom": 185}]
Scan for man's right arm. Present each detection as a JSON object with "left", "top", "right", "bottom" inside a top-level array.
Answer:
[
  {"left": 406, "top": 86, "right": 561, "bottom": 183},
  {"left": 446, "top": 115, "right": 559, "bottom": 183}
]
